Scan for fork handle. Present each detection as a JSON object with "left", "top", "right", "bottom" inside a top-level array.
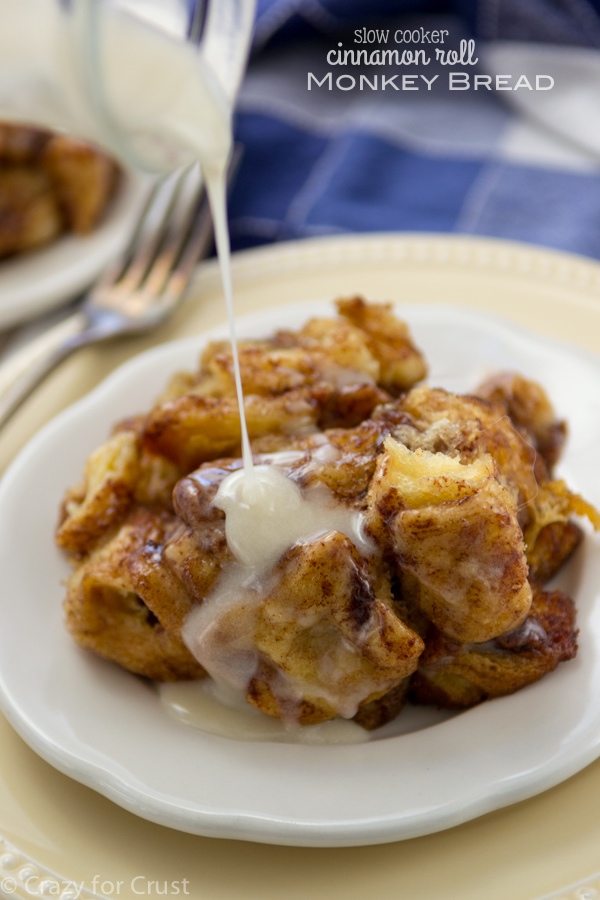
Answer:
[{"left": 0, "top": 310, "right": 89, "bottom": 430}]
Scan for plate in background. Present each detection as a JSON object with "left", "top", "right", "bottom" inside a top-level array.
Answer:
[{"left": 0, "top": 168, "right": 147, "bottom": 329}]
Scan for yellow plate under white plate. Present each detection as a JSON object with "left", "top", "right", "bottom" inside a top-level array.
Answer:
[{"left": 1, "top": 234, "right": 600, "bottom": 899}]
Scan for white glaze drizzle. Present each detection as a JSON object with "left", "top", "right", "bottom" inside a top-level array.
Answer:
[{"left": 158, "top": 678, "right": 369, "bottom": 744}]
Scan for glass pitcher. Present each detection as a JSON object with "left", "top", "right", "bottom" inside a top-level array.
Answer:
[{"left": 0, "top": 0, "right": 256, "bottom": 172}]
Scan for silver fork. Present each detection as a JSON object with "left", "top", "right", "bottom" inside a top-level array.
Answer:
[{"left": 0, "top": 161, "right": 214, "bottom": 430}]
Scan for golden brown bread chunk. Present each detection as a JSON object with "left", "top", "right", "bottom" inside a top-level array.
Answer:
[
  {"left": 476, "top": 371, "right": 566, "bottom": 469},
  {"left": 378, "top": 382, "right": 598, "bottom": 570},
  {"left": 353, "top": 679, "right": 411, "bottom": 730},
  {"left": 368, "top": 436, "right": 532, "bottom": 643},
  {"left": 41, "top": 134, "right": 119, "bottom": 234},
  {"left": 524, "top": 478, "right": 600, "bottom": 565},
  {"left": 142, "top": 389, "right": 324, "bottom": 472},
  {"left": 56, "top": 430, "right": 140, "bottom": 557},
  {"left": 141, "top": 302, "right": 427, "bottom": 472},
  {"left": 528, "top": 520, "right": 583, "bottom": 585},
  {"left": 410, "top": 585, "right": 577, "bottom": 708},
  {"left": 198, "top": 313, "right": 380, "bottom": 397},
  {"left": 337, "top": 296, "right": 428, "bottom": 394},
  {"left": 392, "top": 385, "right": 541, "bottom": 526},
  {"left": 0, "top": 123, "right": 48, "bottom": 163},
  {"left": 0, "top": 167, "right": 62, "bottom": 256},
  {"left": 160, "top": 304, "right": 388, "bottom": 403},
  {"left": 183, "top": 531, "right": 424, "bottom": 726},
  {"left": 64, "top": 507, "right": 204, "bottom": 681}
]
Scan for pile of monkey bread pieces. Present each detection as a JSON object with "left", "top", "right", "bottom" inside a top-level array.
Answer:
[{"left": 55, "top": 298, "right": 599, "bottom": 730}]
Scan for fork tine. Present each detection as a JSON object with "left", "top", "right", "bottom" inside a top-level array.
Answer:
[
  {"left": 99, "top": 166, "right": 191, "bottom": 297},
  {"left": 94, "top": 148, "right": 242, "bottom": 309},
  {"left": 148, "top": 147, "right": 243, "bottom": 307},
  {"left": 118, "top": 173, "right": 189, "bottom": 294},
  {"left": 155, "top": 179, "right": 216, "bottom": 311},
  {"left": 139, "top": 163, "right": 207, "bottom": 298}
]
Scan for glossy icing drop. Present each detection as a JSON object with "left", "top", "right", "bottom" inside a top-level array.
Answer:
[{"left": 214, "top": 465, "right": 372, "bottom": 575}]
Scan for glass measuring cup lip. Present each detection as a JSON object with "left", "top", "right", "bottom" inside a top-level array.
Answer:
[{"left": 68, "top": 0, "right": 256, "bottom": 173}]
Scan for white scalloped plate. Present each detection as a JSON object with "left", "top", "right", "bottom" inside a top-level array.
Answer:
[{"left": 0, "top": 295, "right": 600, "bottom": 850}]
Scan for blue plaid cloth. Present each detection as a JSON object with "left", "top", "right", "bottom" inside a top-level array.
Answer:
[{"left": 229, "top": 0, "right": 600, "bottom": 260}]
